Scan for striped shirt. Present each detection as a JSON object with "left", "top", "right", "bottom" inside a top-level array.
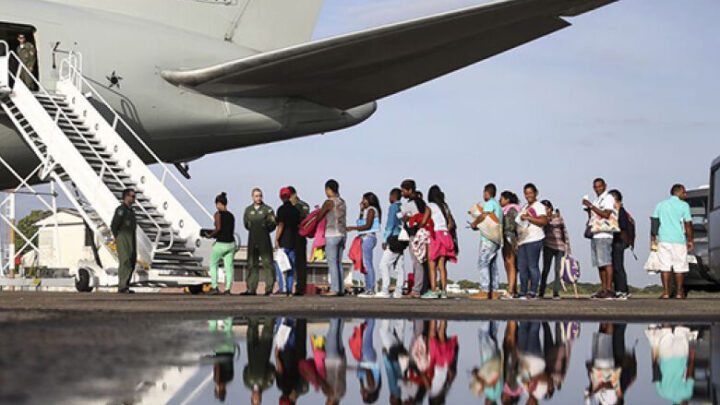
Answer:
[{"left": 544, "top": 214, "right": 570, "bottom": 252}]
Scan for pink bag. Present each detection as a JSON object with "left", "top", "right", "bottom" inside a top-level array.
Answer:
[{"left": 299, "top": 209, "right": 322, "bottom": 238}]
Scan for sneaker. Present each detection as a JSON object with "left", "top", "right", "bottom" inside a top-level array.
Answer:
[
  {"left": 358, "top": 291, "right": 376, "bottom": 298},
  {"left": 208, "top": 288, "right": 220, "bottom": 295},
  {"left": 392, "top": 291, "right": 403, "bottom": 299},
  {"left": 439, "top": 291, "right": 448, "bottom": 299},
  {"left": 615, "top": 292, "right": 628, "bottom": 300},
  {"left": 375, "top": 291, "right": 391, "bottom": 299},
  {"left": 553, "top": 295, "right": 561, "bottom": 300},
  {"left": 526, "top": 293, "right": 537, "bottom": 300},
  {"left": 603, "top": 290, "right": 616, "bottom": 300},
  {"left": 515, "top": 294, "right": 527, "bottom": 300},
  {"left": 421, "top": 291, "right": 439, "bottom": 299},
  {"left": 590, "top": 290, "right": 604, "bottom": 300},
  {"left": 500, "top": 293, "right": 514, "bottom": 300}
]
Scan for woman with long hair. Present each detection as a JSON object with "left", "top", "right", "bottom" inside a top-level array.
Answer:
[
  {"left": 540, "top": 200, "right": 571, "bottom": 299},
  {"left": 348, "top": 192, "right": 382, "bottom": 298},
  {"left": 500, "top": 191, "right": 521, "bottom": 299},
  {"left": 316, "top": 179, "right": 347, "bottom": 297},
  {"left": 422, "top": 185, "right": 456, "bottom": 299}
]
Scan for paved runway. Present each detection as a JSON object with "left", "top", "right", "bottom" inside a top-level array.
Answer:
[{"left": 1, "top": 291, "right": 719, "bottom": 322}]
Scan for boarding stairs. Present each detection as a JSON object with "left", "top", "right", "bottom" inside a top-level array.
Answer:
[{"left": 0, "top": 41, "right": 215, "bottom": 289}]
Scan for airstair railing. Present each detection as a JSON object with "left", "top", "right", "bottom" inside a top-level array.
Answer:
[
  {"left": 58, "top": 58, "right": 214, "bottom": 223},
  {"left": 0, "top": 41, "right": 174, "bottom": 255}
]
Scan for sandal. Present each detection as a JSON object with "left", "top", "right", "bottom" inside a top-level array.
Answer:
[{"left": 659, "top": 294, "right": 670, "bottom": 299}]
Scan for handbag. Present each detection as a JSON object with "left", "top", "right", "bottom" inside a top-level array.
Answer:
[
  {"left": 471, "top": 203, "right": 503, "bottom": 245},
  {"left": 388, "top": 235, "right": 409, "bottom": 254},
  {"left": 589, "top": 213, "right": 620, "bottom": 234}
]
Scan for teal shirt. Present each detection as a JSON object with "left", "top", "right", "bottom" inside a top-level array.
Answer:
[
  {"left": 656, "top": 357, "right": 694, "bottom": 403},
  {"left": 481, "top": 198, "right": 504, "bottom": 244},
  {"left": 652, "top": 196, "right": 692, "bottom": 244}
]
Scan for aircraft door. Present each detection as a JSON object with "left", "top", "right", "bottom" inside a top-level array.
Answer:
[
  {"left": 710, "top": 162, "right": 720, "bottom": 281},
  {"left": 0, "top": 40, "right": 8, "bottom": 91}
]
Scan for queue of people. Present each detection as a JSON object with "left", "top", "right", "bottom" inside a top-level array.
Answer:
[{"left": 111, "top": 176, "right": 694, "bottom": 299}]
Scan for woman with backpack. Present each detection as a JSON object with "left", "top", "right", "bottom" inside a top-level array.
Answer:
[
  {"left": 499, "top": 191, "right": 521, "bottom": 299},
  {"left": 539, "top": 200, "right": 571, "bottom": 300},
  {"left": 422, "top": 185, "right": 456, "bottom": 299},
  {"left": 609, "top": 189, "right": 632, "bottom": 299},
  {"left": 347, "top": 192, "right": 382, "bottom": 298}
]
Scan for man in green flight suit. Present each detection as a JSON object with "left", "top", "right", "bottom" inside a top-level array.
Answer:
[
  {"left": 243, "top": 317, "right": 276, "bottom": 405},
  {"left": 243, "top": 188, "right": 276, "bottom": 295},
  {"left": 288, "top": 186, "right": 310, "bottom": 296},
  {"left": 16, "top": 34, "right": 36, "bottom": 90},
  {"left": 111, "top": 188, "right": 137, "bottom": 294}
]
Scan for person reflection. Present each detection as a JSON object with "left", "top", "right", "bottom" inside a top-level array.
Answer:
[
  {"left": 517, "top": 322, "right": 552, "bottom": 405},
  {"left": 471, "top": 321, "right": 503, "bottom": 404},
  {"left": 585, "top": 323, "right": 637, "bottom": 405},
  {"left": 380, "top": 319, "right": 406, "bottom": 405},
  {"left": 243, "top": 318, "right": 276, "bottom": 405},
  {"left": 502, "top": 321, "right": 522, "bottom": 405},
  {"left": 275, "top": 318, "right": 308, "bottom": 405},
  {"left": 427, "top": 320, "right": 459, "bottom": 405},
  {"left": 300, "top": 318, "right": 347, "bottom": 405},
  {"left": 208, "top": 317, "right": 238, "bottom": 402},
  {"left": 645, "top": 325, "right": 697, "bottom": 405},
  {"left": 542, "top": 322, "right": 576, "bottom": 397},
  {"left": 351, "top": 319, "right": 382, "bottom": 403}
]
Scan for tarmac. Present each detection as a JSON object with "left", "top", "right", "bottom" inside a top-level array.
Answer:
[{"left": 1, "top": 291, "right": 720, "bottom": 322}]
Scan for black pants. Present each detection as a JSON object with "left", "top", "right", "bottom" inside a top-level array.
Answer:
[
  {"left": 294, "top": 237, "right": 308, "bottom": 294},
  {"left": 612, "top": 241, "right": 628, "bottom": 293},
  {"left": 540, "top": 247, "right": 563, "bottom": 297}
]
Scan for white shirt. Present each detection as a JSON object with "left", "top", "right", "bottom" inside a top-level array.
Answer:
[
  {"left": 428, "top": 202, "right": 448, "bottom": 231},
  {"left": 517, "top": 201, "right": 546, "bottom": 245},
  {"left": 591, "top": 191, "right": 617, "bottom": 239}
]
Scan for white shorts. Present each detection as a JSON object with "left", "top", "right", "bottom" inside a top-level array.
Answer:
[{"left": 657, "top": 242, "right": 689, "bottom": 273}]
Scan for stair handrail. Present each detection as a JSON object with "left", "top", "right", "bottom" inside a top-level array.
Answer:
[
  {"left": 58, "top": 58, "right": 214, "bottom": 223},
  {"left": 2, "top": 44, "right": 174, "bottom": 254}
]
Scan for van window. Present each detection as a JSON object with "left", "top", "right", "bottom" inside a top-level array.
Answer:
[{"left": 714, "top": 166, "right": 720, "bottom": 210}]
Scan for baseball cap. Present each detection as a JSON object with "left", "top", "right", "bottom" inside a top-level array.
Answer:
[{"left": 280, "top": 187, "right": 292, "bottom": 198}]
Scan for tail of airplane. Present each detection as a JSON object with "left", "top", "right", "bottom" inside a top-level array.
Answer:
[{"left": 41, "top": 0, "right": 325, "bottom": 52}]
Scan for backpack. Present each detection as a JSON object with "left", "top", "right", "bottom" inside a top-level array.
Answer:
[{"left": 621, "top": 208, "right": 636, "bottom": 250}]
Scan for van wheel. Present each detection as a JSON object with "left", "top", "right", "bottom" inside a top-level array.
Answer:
[{"left": 75, "top": 268, "right": 93, "bottom": 293}]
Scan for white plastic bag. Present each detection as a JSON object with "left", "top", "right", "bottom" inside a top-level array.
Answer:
[
  {"left": 274, "top": 322, "right": 292, "bottom": 350},
  {"left": 398, "top": 228, "right": 410, "bottom": 242},
  {"left": 274, "top": 249, "right": 292, "bottom": 273},
  {"left": 644, "top": 251, "right": 663, "bottom": 274}
]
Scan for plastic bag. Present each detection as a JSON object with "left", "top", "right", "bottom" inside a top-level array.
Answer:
[
  {"left": 644, "top": 251, "right": 663, "bottom": 274},
  {"left": 275, "top": 249, "right": 292, "bottom": 273}
]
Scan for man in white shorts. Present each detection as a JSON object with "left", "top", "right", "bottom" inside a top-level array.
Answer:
[{"left": 651, "top": 184, "right": 694, "bottom": 299}]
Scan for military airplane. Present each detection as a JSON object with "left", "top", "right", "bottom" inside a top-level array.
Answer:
[{"left": 0, "top": 0, "right": 619, "bottom": 189}]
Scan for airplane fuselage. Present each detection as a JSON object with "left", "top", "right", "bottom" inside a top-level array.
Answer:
[{"left": 0, "top": 0, "right": 376, "bottom": 188}]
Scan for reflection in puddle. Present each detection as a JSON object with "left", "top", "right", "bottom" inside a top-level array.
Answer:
[
  {"left": 5, "top": 318, "right": 717, "bottom": 404},
  {"left": 169, "top": 319, "right": 718, "bottom": 405}
]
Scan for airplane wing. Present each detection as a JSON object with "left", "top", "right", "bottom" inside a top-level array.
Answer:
[{"left": 161, "top": 0, "right": 618, "bottom": 110}]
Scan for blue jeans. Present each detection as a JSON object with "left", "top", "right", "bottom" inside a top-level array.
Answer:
[
  {"left": 478, "top": 239, "right": 500, "bottom": 292},
  {"left": 518, "top": 240, "right": 543, "bottom": 296},
  {"left": 326, "top": 236, "right": 346, "bottom": 294},
  {"left": 274, "top": 247, "right": 296, "bottom": 293},
  {"left": 362, "top": 233, "right": 377, "bottom": 291},
  {"left": 326, "top": 318, "right": 345, "bottom": 358},
  {"left": 362, "top": 319, "right": 377, "bottom": 362},
  {"left": 518, "top": 322, "right": 542, "bottom": 356}
]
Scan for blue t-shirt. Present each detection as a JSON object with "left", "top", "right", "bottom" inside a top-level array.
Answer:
[
  {"left": 652, "top": 196, "right": 692, "bottom": 244},
  {"left": 481, "top": 198, "right": 504, "bottom": 244}
]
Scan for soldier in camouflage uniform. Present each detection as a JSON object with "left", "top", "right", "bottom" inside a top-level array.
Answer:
[
  {"left": 243, "top": 188, "right": 276, "bottom": 295},
  {"left": 111, "top": 188, "right": 137, "bottom": 294},
  {"left": 16, "top": 34, "right": 36, "bottom": 90}
]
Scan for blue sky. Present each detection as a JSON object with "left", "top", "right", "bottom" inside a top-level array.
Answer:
[
  {"left": 7, "top": 0, "right": 720, "bottom": 287},
  {"left": 175, "top": 0, "right": 719, "bottom": 287}
]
